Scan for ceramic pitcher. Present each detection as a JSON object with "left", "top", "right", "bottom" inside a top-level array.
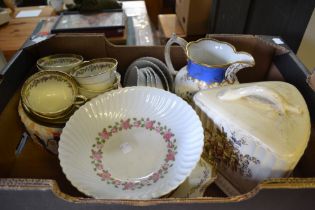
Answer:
[{"left": 164, "top": 34, "right": 255, "bottom": 101}]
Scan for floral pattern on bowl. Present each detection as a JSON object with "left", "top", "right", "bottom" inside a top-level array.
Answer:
[{"left": 90, "top": 117, "right": 177, "bottom": 190}]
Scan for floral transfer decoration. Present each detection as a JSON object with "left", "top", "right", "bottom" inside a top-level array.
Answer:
[
  {"left": 42, "top": 57, "right": 80, "bottom": 67},
  {"left": 90, "top": 117, "right": 177, "bottom": 190},
  {"left": 204, "top": 121, "right": 260, "bottom": 178},
  {"left": 75, "top": 63, "right": 114, "bottom": 76}
]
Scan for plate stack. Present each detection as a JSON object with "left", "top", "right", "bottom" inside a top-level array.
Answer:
[{"left": 123, "top": 57, "right": 174, "bottom": 92}]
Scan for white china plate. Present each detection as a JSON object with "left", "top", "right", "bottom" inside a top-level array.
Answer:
[{"left": 59, "top": 87, "right": 204, "bottom": 199}]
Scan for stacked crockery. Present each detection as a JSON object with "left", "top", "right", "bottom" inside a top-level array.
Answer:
[
  {"left": 20, "top": 70, "right": 87, "bottom": 153},
  {"left": 71, "top": 58, "right": 121, "bottom": 99}
]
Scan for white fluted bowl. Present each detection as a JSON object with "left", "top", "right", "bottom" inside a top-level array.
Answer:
[{"left": 58, "top": 87, "right": 204, "bottom": 199}]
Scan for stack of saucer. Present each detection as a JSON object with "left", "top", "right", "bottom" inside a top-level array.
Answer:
[
  {"left": 124, "top": 57, "right": 174, "bottom": 92},
  {"left": 71, "top": 58, "right": 121, "bottom": 99}
]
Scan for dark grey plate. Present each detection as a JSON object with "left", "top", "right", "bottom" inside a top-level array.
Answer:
[
  {"left": 141, "top": 57, "right": 174, "bottom": 92},
  {"left": 124, "top": 58, "right": 170, "bottom": 91},
  {"left": 124, "top": 64, "right": 139, "bottom": 87}
]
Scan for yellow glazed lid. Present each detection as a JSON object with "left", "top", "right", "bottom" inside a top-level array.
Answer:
[{"left": 193, "top": 81, "right": 310, "bottom": 161}]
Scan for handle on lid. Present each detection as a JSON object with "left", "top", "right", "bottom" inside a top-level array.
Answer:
[{"left": 217, "top": 85, "right": 301, "bottom": 114}]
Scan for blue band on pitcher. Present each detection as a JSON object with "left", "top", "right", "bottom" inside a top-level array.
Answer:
[{"left": 187, "top": 60, "right": 226, "bottom": 84}]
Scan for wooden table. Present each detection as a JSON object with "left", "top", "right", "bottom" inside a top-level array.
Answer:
[
  {"left": 0, "top": 2, "right": 152, "bottom": 62},
  {"left": 0, "top": 6, "right": 131, "bottom": 62},
  {"left": 0, "top": 6, "right": 56, "bottom": 61},
  {"left": 0, "top": 17, "right": 47, "bottom": 60}
]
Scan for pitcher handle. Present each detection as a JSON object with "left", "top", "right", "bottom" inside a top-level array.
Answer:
[
  {"left": 217, "top": 85, "right": 302, "bottom": 114},
  {"left": 164, "top": 33, "right": 188, "bottom": 76},
  {"left": 225, "top": 54, "right": 255, "bottom": 83}
]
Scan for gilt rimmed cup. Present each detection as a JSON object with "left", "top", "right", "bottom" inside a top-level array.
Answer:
[
  {"left": 37, "top": 54, "right": 84, "bottom": 73},
  {"left": 21, "top": 70, "right": 87, "bottom": 118},
  {"left": 78, "top": 72, "right": 121, "bottom": 99},
  {"left": 71, "top": 58, "right": 118, "bottom": 91}
]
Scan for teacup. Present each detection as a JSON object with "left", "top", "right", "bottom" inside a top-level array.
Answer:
[
  {"left": 21, "top": 71, "right": 86, "bottom": 118},
  {"left": 78, "top": 72, "right": 121, "bottom": 99},
  {"left": 37, "top": 54, "right": 83, "bottom": 73},
  {"left": 71, "top": 58, "right": 117, "bottom": 91}
]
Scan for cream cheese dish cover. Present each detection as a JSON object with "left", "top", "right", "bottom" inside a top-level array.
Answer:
[{"left": 193, "top": 81, "right": 310, "bottom": 193}]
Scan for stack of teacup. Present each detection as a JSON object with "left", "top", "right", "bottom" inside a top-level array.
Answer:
[
  {"left": 70, "top": 58, "right": 121, "bottom": 99},
  {"left": 37, "top": 54, "right": 121, "bottom": 99},
  {"left": 19, "top": 54, "right": 121, "bottom": 153}
]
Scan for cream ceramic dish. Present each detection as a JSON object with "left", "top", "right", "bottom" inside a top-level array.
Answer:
[
  {"left": 59, "top": 87, "right": 204, "bottom": 199},
  {"left": 71, "top": 58, "right": 117, "bottom": 91},
  {"left": 193, "top": 81, "right": 311, "bottom": 195},
  {"left": 37, "top": 54, "right": 83, "bottom": 73},
  {"left": 21, "top": 71, "right": 85, "bottom": 118}
]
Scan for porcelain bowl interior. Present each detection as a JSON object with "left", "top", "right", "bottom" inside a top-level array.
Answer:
[
  {"left": 58, "top": 86, "right": 204, "bottom": 199},
  {"left": 37, "top": 54, "right": 83, "bottom": 73},
  {"left": 71, "top": 58, "right": 117, "bottom": 90},
  {"left": 21, "top": 71, "right": 79, "bottom": 118}
]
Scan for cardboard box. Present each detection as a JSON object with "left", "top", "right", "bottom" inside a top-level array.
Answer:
[
  {"left": 176, "top": 0, "right": 212, "bottom": 35},
  {"left": 297, "top": 8, "right": 315, "bottom": 71},
  {"left": 0, "top": 34, "right": 315, "bottom": 209},
  {"left": 157, "top": 14, "right": 207, "bottom": 44},
  {"left": 158, "top": 14, "right": 185, "bottom": 44}
]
